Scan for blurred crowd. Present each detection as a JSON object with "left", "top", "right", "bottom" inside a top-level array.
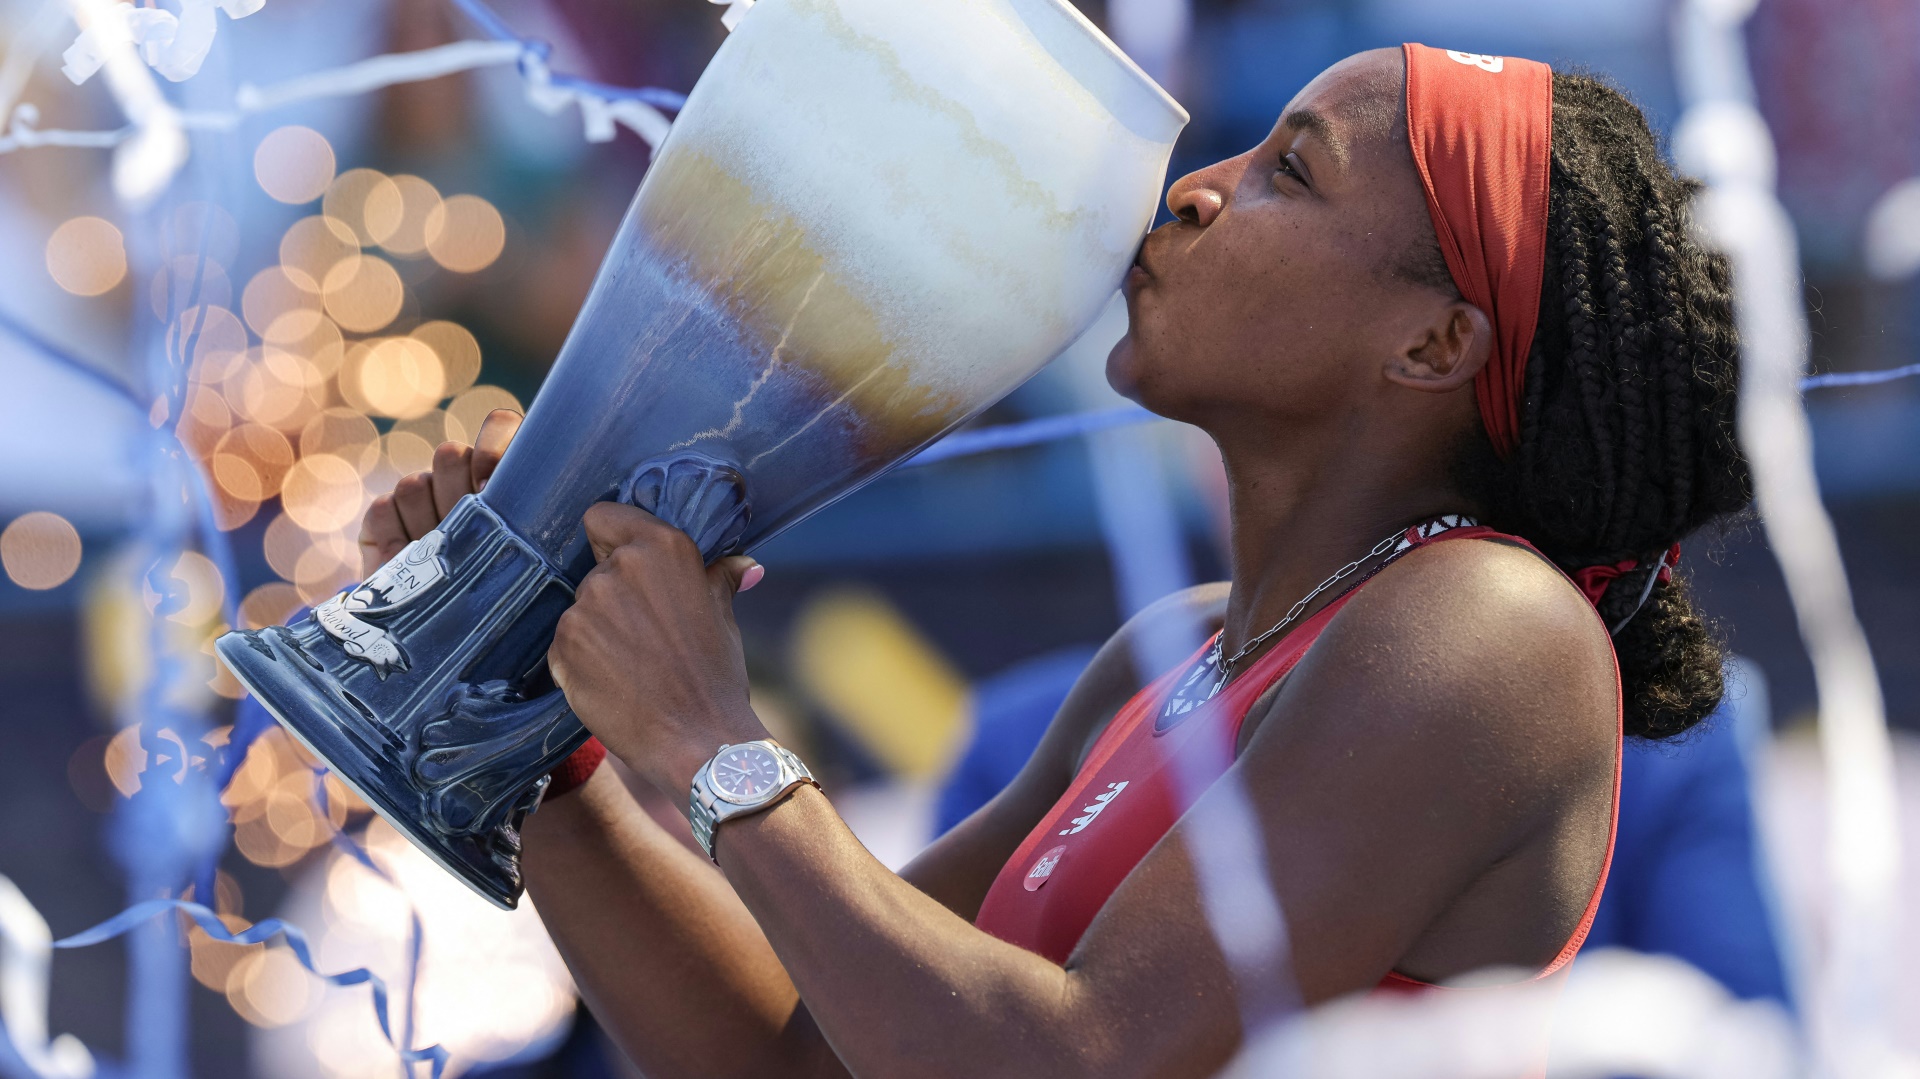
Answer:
[{"left": 2, "top": 0, "right": 1917, "bottom": 1075}]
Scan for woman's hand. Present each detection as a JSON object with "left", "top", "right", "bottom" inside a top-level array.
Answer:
[
  {"left": 358, "top": 408, "right": 523, "bottom": 571},
  {"left": 548, "top": 502, "right": 769, "bottom": 799}
]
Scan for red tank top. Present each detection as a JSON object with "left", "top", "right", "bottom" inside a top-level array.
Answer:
[{"left": 974, "top": 521, "right": 1623, "bottom": 997}]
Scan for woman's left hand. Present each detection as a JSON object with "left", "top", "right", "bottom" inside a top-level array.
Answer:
[{"left": 547, "top": 502, "right": 770, "bottom": 799}]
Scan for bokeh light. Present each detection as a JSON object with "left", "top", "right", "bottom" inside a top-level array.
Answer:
[
  {"left": 392, "top": 409, "right": 453, "bottom": 449},
  {"left": 176, "top": 385, "right": 234, "bottom": 459},
  {"left": 45, "top": 216, "right": 128, "bottom": 296},
  {"left": 382, "top": 430, "right": 437, "bottom": 475},
  {"left": 221, "top": 728, "right": 363, "bottom": 872},
  {"left": 425, "top": 195, "right": 507, "bottom": 274},
  {"left": 212, "top": 423, "right": 297, "bottom": 502},
  {"left": 254, "top": 819, "right": 576, "bottom": 1077},
  {"left": 446, "top": 385, "right": 523, "bottom": 445},
  {"left": 366, "top": 174, "right": 443, "bottom": 258},
  {"left": 321, "top": 255, "right": 404, "bottom": 334},
  {"left": 300, "top": 409, "right": 382, "bottom": 476},
  {"left": 323, "top": 169, "right": 403, "bottom": 247},
  {"left": 169, "top": 304, "right": 250, "bottom": 378},
  {"left": 228, "top": 948, "right": 319, "bottom": 1027},
  {"left": 292, "top": 540, "right": 359, "bottom": 605},
  {"left": 243, "top": 266, "right": 325, "bottom": 338},
  {"left": 188, "top": 910, "right": 261, "bottom": 991},
  {"left": 104, "top": 725, "right": 147, "bottom": 797},
  {"left": 232, "top": 348, "right": 327, "bottom": 431},
  {"left": 161, "top": 550, "right": 226, "bottom": 626},
  {"left": 280, "top": 455, "right": 365, "bottom": 534},
  {"left": 409, "top": 321, "right": 482, "bottom": 398},
  {"left": 279, "top": 216, "right": 361, "bottom": 292},
  {"left": 350, "top": 337, "right": 444, "bottom": 419},
  {"left": 150, "top": 255, "right": 233, "bottom": 319},
  {"left": 1, "top": 512, "right": 83, "bottom": 590},
  {"left": 255, "top": 126, "right": 338, "bottom": 205},
  {"left": 240, "top": 581, "right": 304, "bottom": 630}
]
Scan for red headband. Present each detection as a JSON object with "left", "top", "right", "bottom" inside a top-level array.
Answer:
[{"left": 1403, "top": 43, "right": 1553, "bottom": 459}]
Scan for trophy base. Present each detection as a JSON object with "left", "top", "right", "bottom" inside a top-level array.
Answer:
[
  {"left": 223, "top": 627, "right": 565, "bottom": 909},
  {"left": 216, "top": 495, "right": 592, "bottom": 910},
  {"left": 216, "top": 458, "right": 752, "bottom": 907}
]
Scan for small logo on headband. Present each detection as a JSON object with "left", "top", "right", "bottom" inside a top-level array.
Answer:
[{"left": 1446, "top": 50, "right": 1505, "bottom": 73}]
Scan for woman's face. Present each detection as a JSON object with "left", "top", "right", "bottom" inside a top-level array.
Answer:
[{"left": 1110, "top": 50, "right": 1454, "bottom": 430}]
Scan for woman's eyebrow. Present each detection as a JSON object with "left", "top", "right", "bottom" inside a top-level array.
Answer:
[{"left": 1277, "top": 107, "right": 1347, "bottom": 167}]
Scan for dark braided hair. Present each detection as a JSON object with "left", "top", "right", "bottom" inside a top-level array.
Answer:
[{"left": 1441, "top": 72, "right": 1751, "bottom": 740}]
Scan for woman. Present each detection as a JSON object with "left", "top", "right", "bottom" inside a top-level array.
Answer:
[{"left": 362, "top": 45, "right": 1747, "bottom": 1077}]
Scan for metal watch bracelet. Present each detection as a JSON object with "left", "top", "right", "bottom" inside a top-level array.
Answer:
[{"left": 689, "top": 740, "right": 818, "bottom": 861}]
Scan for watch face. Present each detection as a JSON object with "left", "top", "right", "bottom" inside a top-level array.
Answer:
[{"left": 708, "top": 745, "right": 784, "bottom": 804}]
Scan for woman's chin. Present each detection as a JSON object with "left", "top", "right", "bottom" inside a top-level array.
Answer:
[{"left": 1105, "top": 337, "right": 1145, "bottom": 402}]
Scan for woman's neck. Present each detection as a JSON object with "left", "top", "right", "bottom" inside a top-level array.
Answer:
[{"left": 1215, "top": 430, "right": 1468, "bottom": 659}]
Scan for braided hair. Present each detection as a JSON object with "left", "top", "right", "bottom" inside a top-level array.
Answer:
[{"left": 1435, "top": 72, "right": 1751, "bottom": 740}]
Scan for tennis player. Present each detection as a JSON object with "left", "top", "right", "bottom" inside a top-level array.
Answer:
[{"left": 362, "top": 44, "right": 1749, "bottom": 1078}]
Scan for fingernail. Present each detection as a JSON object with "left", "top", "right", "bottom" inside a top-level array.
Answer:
[{"left": 739, "top": 564, "right": 766, "bottom": 592}]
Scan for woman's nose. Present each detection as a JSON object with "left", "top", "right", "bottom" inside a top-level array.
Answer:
[{"left": 1166, "top": 165, "right": 1228, "bottom": 228}]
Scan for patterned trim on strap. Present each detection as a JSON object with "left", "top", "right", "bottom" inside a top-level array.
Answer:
[
  {"left": 1394, "top": 513, "right": 1479, "bottom": 555},
  {"left": 1155, "top": 515, "right": 1481, "bottom": 727}
]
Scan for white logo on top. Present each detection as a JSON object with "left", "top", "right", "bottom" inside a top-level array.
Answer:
[
  {"left": 1446, "top": 51, "right": 1505, "bottom": 73},
  {"left": 1059, "top": 781, "right": 1129, "bottom": 836}
]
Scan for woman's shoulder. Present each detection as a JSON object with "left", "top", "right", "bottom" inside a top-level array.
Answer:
[{"left": 1281, "top": 534, "right": 1618, "bottom": 768}]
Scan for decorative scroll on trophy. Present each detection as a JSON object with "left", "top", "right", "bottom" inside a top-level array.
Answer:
[{"left": 217, "top": 0, "right": 1187, "bottom": 907}]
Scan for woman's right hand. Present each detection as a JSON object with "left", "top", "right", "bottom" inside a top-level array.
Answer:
[{"left": 359, "top": 408, "right": 523, "bottom": 572}]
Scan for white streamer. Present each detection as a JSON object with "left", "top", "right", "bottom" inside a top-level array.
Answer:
[
  {"left": 515, "top": 48, "right": 670, "bottom": 146},
  {"left": 1225, "top": 950, "right": 1800, "bottom": 1079},
  {"left": 707, "top": 0, "right": 755, "bottom": 33},
  {"left": 232, "top": 38, "right": 521, "bottom": 115},
  {"left": 4, "top": 19, "right": 675, "bottom": 184},
  {"left": 1672, "top": 0, "right": 1905, "bottom": 1074},
  {"left": 61, "top": 0, "right": 261, "bottom": 84},
  {"left": 0, "top": 876, "right": 95, "bottom": 1079},
  {"left": 63, "top": 0, "right": 185, "bottom": 206}
]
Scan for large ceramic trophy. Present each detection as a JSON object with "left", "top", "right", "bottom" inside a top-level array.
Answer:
[{"left": 217, "top": 0, "right": 1186, "bottom": 907}]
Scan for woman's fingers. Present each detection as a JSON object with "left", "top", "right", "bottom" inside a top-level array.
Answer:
[
  {"left": 430, "top": 441, "right": 475, "bottom": 519},
  {"left": 357, "top": 415, "right": 520, "bottom": 575},
  {"left": 391, "top": 471, "right": 441, "bottom": 540},
  {"left": 359, "top": 494, "right": 410, "bottom": 571},
  {"left": 710, "top": 555, "right": 764, "bottom": 595},
  {"left": 472, "top": 409, "right": 523, "bottom": 491}
]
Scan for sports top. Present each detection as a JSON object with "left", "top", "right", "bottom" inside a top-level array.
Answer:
[{"left": 973, "top": 519, "right": 1623, "bottom": 997}]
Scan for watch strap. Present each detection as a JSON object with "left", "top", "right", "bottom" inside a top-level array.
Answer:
[{"left": 690, "top": 741, "right": 817, "bottom": 861}]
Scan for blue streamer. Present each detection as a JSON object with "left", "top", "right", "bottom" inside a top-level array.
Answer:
[
  {"left": 0, "top": 305, "right": 142, "bottom": 406},
  {"left": 445, "top": 0, "right": 690, "bottom": 110},
  {"left": 53, "top": 900, "right": 449, "bottom": 1079},
  {"left": 1799, "top": 361, "right": 1920, "bottom": 390},
  {"left": 903, "top": 405, "right": 1159, "bottom": 467}
]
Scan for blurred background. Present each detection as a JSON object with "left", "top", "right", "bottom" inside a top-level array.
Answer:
[{"left": 0, "top": 0, "right": 1915, "bottom": 1074}]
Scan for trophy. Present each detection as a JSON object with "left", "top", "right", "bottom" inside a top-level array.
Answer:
[{"left": 217, "top": 0, "right": 1186, "bottom": 907}]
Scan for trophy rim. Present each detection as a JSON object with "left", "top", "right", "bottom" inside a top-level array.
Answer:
[{"left": 1016, "top": 0, "right": 1191, "bottom": 127}]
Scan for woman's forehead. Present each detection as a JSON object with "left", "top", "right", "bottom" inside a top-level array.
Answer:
[{"left": 1276, "top": 49, "right": 1406, "bottom": 153}]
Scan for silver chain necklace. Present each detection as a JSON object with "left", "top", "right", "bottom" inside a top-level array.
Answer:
[{"left": 1216, "top": 527, "right": 1408, "bottom": 679}]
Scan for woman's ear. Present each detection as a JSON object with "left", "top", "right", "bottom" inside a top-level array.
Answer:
[{"left": 1385, "top": 301, "right": 1493, "bottom": 394}]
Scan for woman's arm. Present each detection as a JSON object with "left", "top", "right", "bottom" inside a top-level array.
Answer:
[
  {"left": 359, "top": 413, "right": 1233, "bottom": 1078},
  {"left": 522, "top": 765, "right": 847, "bottom": 1078},
  {"left": 548, "top": 506, "right": 1619, "bottom": 1079},
  {"left": 522, "top": 580, "right": 1231, "bottom": 1078}
]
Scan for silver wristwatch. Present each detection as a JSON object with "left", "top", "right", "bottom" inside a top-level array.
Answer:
[{"left": 689, "top": 740, "right": 819, "bottom": 861}]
